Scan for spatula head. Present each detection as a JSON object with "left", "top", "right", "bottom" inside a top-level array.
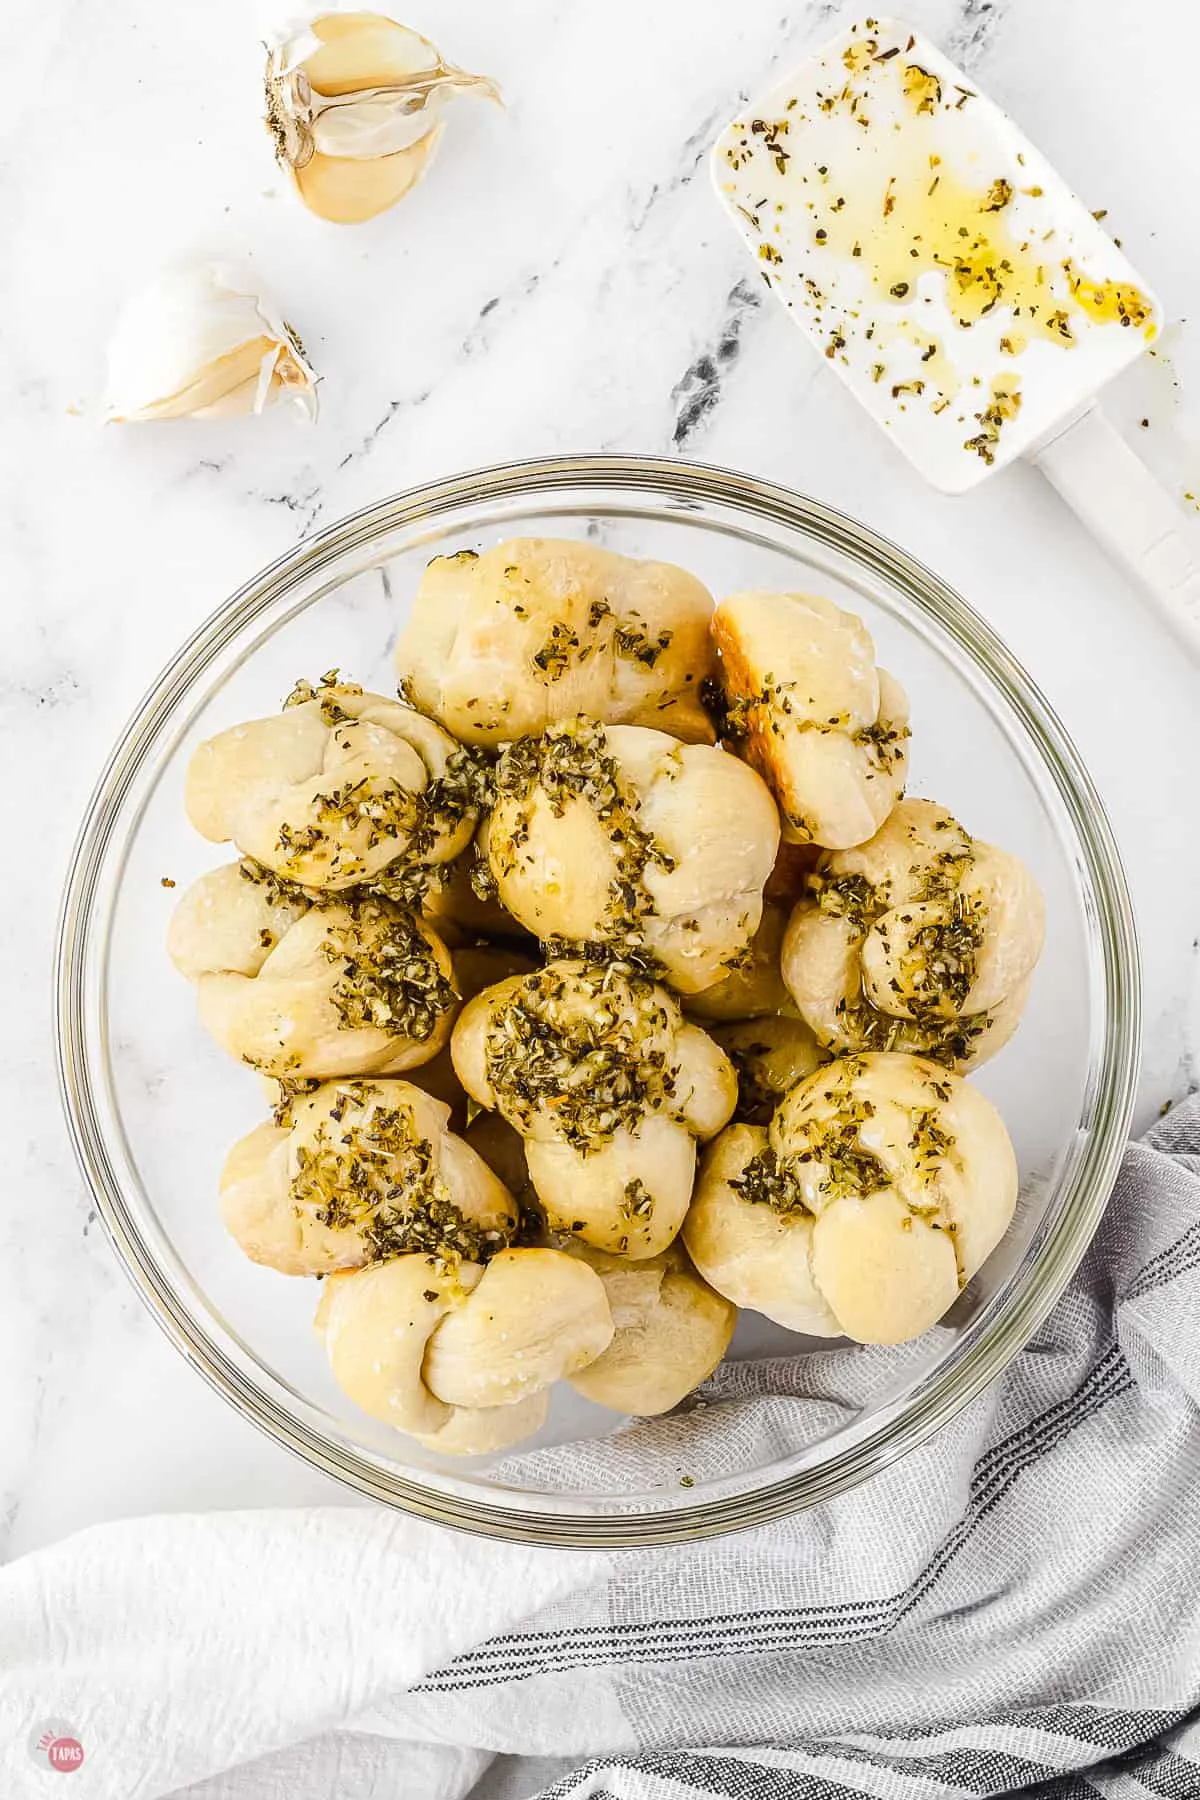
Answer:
[{"left": 712, "top": 16, "right": 1162, "bottom": 493}]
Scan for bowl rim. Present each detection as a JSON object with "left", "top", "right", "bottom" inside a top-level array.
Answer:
[{"left": 55, "top": 451, "right": 1141, "bottom": 1546}]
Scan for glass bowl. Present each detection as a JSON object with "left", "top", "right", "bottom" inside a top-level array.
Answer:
[{"left": 56, "top": 454, "right": 1139, "bottom": 1545}]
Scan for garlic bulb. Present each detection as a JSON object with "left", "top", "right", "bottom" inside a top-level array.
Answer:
[
  {"left": 266, "top": 12, "right": 501, "bottom": 223},
  {"left": 106, "top": 265, "right": 317, "bottom": 423}
]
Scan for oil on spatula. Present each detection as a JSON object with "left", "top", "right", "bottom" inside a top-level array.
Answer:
[{"left": 712, "top": 15, "right": 1200, "bottom": 659}]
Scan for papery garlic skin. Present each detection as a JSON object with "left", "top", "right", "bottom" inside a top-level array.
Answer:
[
  {"left": 266, "top": 12, "right": 501, "bottom": 223},
  {"left": 106, "top": 265, "right": 318, "bottom": 423}
]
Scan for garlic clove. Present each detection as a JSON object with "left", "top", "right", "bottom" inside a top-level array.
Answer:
[
  {"left": 106, "top": 265, "right": 317, "bottom": 423},
  {"left": 294, "top": 123, "right": 443, "bottom": 225},
  {"left": 304, "top": 12, "right": 458, "bottom": 86},
  {"left": 306, "top": 13, "right": 498, "bottom": 97},
  {"left": 310, "top": 95, "right": 436, "bottom": 160},
  {"left": 266, "top": 11, "right": 500, "bottom": 222},
  {"left": 140, "top": 340, "right": 277, "bottom": 421}
]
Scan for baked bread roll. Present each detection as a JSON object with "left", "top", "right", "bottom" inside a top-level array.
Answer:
[
  {"left": 483, "top": 718, "right": 780, "bottom": 995},
  {"left": 403, "top": 942, "right": 539, "bottom": 1125},
  {"left": 422, "top": 846, "right": 532, "bottom": 944},
  {"left": 451, "top": 960, "right": 736, "bottom": 1258},
  {"left": 683, "top": 901, "right": 795, "bottom": 1021},
  {"left": 220, "top": 1078, "right": 517, "bottom": 1274},
  {"left": 395, "top": 538, "right": 718, "bottom": 748},
  {"left": 565, "top": 1241, "right": 736, "bottom": 1415},
  {"left": 709, "top": 1015, "right": 826, "bottom": 1124},
  {"left": 765, "top": 840, "right": 822, "bottom": 903},
  {"left": 168, "top": 862, "right": 457, "bottom": 1076},
  {"left": 710, "top": 590, "right": 909, "bottom": 848},
  {"left": 316, "top": 1247, "right": 613, "bottom": 1454},
  {"left": 781, "top": 798, "right": 1044, "bottom": 1070},
  {"left": 685, "top": 1124, "right": 842, "bottom": 1336},
  {"left": 185, "top": 679, "right": 483, "bottom": 896},
  {"left": 684, "top": 1052, "right": 1018, "bottom": 1344},
  {"left": 463, "top": 1111, "right": 534, "bottom": 1210}
]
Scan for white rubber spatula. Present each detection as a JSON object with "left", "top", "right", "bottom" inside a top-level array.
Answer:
[{"left": 712, "top": 15, "right": 1200, "bottom": 660}]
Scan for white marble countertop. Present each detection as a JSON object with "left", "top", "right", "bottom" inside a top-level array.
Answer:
[{"left": 4, "top": 0, "right": 1198, "bottom": 1559}]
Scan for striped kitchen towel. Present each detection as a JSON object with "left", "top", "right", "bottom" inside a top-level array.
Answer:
[{"left": 2, "top": 1099, "right": 1199, "bottom": 1800}]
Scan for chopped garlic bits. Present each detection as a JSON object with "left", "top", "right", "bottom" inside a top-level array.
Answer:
[
  {"left": 105, "top": 265, "right": 317, "bottom": 424},
  {"left": 266, "top": 11, "right": 501, "bottom": 223}
]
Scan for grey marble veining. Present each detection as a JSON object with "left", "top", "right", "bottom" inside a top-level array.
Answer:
[{"left": 2, "top": 0, "right": 1197, "bottom": 1558}]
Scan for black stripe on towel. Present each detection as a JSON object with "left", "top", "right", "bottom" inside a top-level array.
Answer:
[
  {"left": 1115, "top": 1747, "right": 1200, "bottom": 1799},
  {"left": 873, "top": 1704, "right": 1191, "bottom": 1755},
  {"left": 532, "top": 1744, "right": 1103, "bottom": 1800},
  {"left": 535, "top": 1750, "right": 908, "bottom": 1800},
  {"left": 417, "top": 1347, "right": 1131, "bottom": 1690},
  {"left": 1125, "top": 1230, "right": 1200, "bottom": 1304}
]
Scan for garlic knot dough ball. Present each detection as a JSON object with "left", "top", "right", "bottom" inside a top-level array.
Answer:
[
  {"left": 781, "top": 799, "right": 1045, "bottom": 1071},
  {"left": 220, "top": 1077, "right": 517, "bottom": 1275},
  {"left": 564, "top": 1240, "right": 736, "bottom": 1416},
  {"left": 402, "top": 941, "right": 540, "bottom": 1127},
  {"left": 684, "top": 1052, "right": 1018, "bottom": 1344},
  {"left": 421, "top": 845, "right": 533, "bottom": 944},
  {"left": 683, "top": 901, "right": 795, "bottom": 1022},
  {"left": 167, "top": 862, "right": 458, "bottom": 1077},
  {"left": 316, "top": 1247, "right": 614, "bottom": 1455},
  {"left": 395, "top": 538, "right": 719, "bottom": 748},
  {"left": 484, "top": 718, "right": 780, "bottom": 995},
  {"left": 185, "top": 679, "right": 483, "bottom": 895},
  {"left": 451, "top": 960, "right": 737, "bottom": 1258},
  {"left": 711, "top": 590, "right": 910, "bottom": 849},
  {"left": 709, "top": 1015, "right": 827, "bottom": 1125}
]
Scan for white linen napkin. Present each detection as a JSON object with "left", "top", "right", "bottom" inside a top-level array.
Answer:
[{"left": 3, "top": 1098, "right": 1200, "bottom": 1800}]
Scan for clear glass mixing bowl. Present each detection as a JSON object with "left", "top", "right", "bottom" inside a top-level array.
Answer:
[{"left": 56, "top": 455, "right": 1139, "bottom": 1544}]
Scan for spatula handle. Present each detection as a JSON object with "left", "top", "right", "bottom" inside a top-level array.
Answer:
[{"left": 1032, "top": 405, "right": 1200, "bottom": 662}]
